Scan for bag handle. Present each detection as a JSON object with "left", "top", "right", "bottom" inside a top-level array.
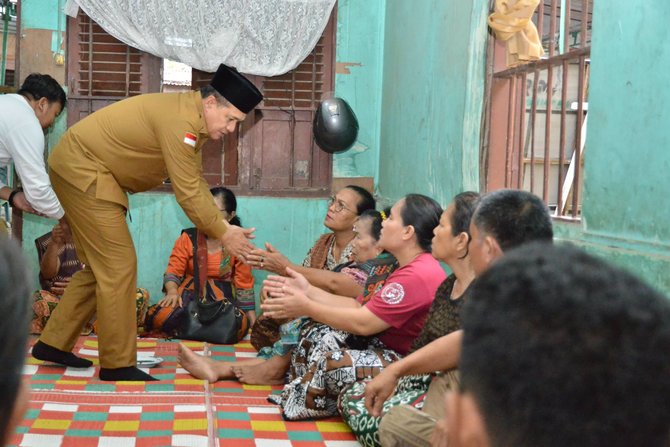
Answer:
[
  {"left": 197, "top": 299, "right": 230, "bottom": 324},
  {"left": 195, "top": 231, "right": 208, "bottom": 301},
  {"left": 183, "top": 228, "right": 209, "bottom": 303}
]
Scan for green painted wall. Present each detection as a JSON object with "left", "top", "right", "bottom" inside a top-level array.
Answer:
[
  {"left": 553, "top": 0, "right": 670, "bottom": 294},
  {"left": 22, "top": 0, "right": 64, "bottom": 30},
  {"left": 22, "top": 195, "right": 330, "bottom": 303},
  {"left": 333, "top": 0, "right": 385, "bottom": 181},
  {"left": 377, "top": 0, "right": 488, "bottom": 205}
]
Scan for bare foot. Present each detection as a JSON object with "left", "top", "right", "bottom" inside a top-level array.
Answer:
[
  {"left": 177, "top": 343, "right": 230, "bottom": 383},
  {"left": 177, "top": 343, "right": 268, "bottom": 382},
  {"left": 232, "top": 354, "right": 290, "bottom": 385}
]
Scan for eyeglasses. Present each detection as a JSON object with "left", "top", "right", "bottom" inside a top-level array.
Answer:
[{"left": 328, "top": 195, "right": 356, "bottom": 214}]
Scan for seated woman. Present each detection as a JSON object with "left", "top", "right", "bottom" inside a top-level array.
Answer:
[
  {"left": 247, "top": 185, "right": 376, "bottom": 360},
  {"left": 159, "top": 186, "right": 256, "bottom": 326},
  {"left": 260, "top": 194, "right": 445, "bottom": 420},
  {"left": 32, "top": 222, "right": 148, "bottom": 334},
  {"left": 177, "top": 208, "right": 396, "bottom": 384},
  {"left": 32, "top": 222, "right": 85, "bottom": 334},
  {"left": 249, "top": 185, "right": 376, "bottom": 296},
  {"left": 338, "top": 191, "right": 479, "bottom": 447}
]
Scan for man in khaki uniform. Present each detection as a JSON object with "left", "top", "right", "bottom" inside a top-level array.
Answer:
[{"left": 32, "top": 64, "right": 262, "bottom": 381}]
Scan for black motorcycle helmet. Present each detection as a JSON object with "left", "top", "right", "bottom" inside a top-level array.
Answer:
[{"left": 313, "top": 97, "right": 359, "bottom": 154}]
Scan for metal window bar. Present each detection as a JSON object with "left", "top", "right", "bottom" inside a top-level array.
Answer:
[
  {"left": 518, "top": 72, "right": 527, "bottom": 189},
  {"left": 488, "top": 0, "right": 591, "bottom": 219},
  {"left": 528, "top": 66, "right": 539, "bottom": 195},
  {"left": 504, "top": 77, "right": 517, "bottom": 187},
  {"left": 556, "top": 58, "right": 568, "bottom": 214},
  {"left": 563, "top": 0, "right": 571, "bottom": 52},
  {"left": 571, "top": 54, "right": 587, "bottom": 217}
]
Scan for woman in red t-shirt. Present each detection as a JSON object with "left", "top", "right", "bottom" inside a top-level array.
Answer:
[{"left": 261, "top": 194, "right": 446, "bottom": 420}]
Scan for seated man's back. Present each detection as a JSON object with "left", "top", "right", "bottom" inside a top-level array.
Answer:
[{"left": 451, "top": 242, "right": 670, "bottom": 447}]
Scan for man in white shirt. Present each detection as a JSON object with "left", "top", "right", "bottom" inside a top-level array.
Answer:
[{"left": 0, "top": 73, "right": 66, "bottom": 220}]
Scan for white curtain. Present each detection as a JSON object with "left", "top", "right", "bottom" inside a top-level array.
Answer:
[{"left": 64, "top": 0, "right": 336, "bottom": 76}]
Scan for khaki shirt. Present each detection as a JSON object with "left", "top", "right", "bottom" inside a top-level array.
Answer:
[{"left": 49, "top": 91, "right": 227, "bottom": 239}]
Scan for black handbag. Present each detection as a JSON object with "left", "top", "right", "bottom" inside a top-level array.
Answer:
[
  {"left": 180, "top": 295, "right": 248, "bottom": 344},
  {"left": 177, "top": 229, "right": 249, "bottom": 344}
]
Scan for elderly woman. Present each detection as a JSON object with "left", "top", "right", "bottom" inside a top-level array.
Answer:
[
  {"left": 231, "top": 186, "right": 376, "bottom": 385},
  {"left": 261, "top": 194, "right": 445, "bottom": 420}
]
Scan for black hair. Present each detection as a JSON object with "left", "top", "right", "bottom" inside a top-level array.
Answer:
[
  {"left": 400, "top": 194, "right": 442, "bottom": 252},
  {"left": 450, "top": 191, "right": 480, "bottom": 236},
  {"left": 200, "top": 85, "right": 231, "bottom": 107},
  {"left": 460, "top": 242, "right": 670, "bottom": 447},
  {"left": 0, "top": 239, "right": 31, "bottom": 442},
  {"left": 450, "top": 191, "right": 480, "bottom": 259},
  {"left": 210, "top": 186, "right": 241, "bottom": 226},
  {"left": 359, "top": 207, "right": 391, "bottom": 242},
  {"left": 17, "top": 73, "right": 67, "bottom": 109},
  {"left": 472, "top": 189, "right": 553, "bottom": 250},
  {"left": 345, "top": 185, "right": 376, "bottom": 215}
]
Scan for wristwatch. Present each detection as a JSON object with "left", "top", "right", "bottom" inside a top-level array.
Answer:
[{"left": 7, "top": 188, "right": 21, "bottom": 207}]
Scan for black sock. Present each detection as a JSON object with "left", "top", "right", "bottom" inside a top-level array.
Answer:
[
  {"left": 99, "top": 366, "right": 158, "bottom": 382},
  {"left": 32, "top": 340, "right": 93, "bottom": 368}
]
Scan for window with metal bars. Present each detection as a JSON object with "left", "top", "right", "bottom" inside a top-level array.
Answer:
[
  {"left": 66, "top": 9, "right": 335, "bottom": 196},
  {"left": 482, "top": 0, "right": 592, "bottom": 219}
]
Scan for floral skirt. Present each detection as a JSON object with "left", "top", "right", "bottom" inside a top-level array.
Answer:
[
  {"left": 255, "top": 317, "right": 307, "bottom": 359},
  {"left": 269, "top": 320, "right": 402, "bottom": 420},
  {"left": 338, "top": 374, "right": 433, "bottom": 447},
  {"left": 31, "top": 288, "right": 149, "bottom": 335}
]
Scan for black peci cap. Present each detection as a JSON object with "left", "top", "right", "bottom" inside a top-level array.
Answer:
[{"left": 210, "top": 64, "right": 263, "bottom": 113}]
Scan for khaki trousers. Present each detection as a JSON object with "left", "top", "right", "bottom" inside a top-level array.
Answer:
[
  {"left": 40, "top": 170, "right": 137, "bottom": 369},
  {"left": 378, "top": 370, "right": 459, "bottom": 447}
]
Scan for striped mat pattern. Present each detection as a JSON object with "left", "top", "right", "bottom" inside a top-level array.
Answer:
[{"left": 10, "top": 336, "right": 360, "bottom": 447}]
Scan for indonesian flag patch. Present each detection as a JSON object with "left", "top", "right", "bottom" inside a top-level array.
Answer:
[{"left": 183, "top": 132, "right": 197, "bottom": 147}]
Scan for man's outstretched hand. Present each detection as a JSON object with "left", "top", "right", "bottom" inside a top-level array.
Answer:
[{"left": 220, "top": 224, "right": 256, "bottom": 262}]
